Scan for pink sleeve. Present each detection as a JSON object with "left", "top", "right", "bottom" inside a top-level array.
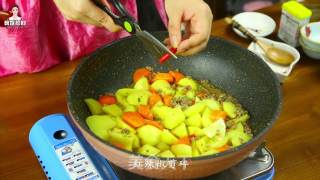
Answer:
[
  {"left": 154, "top": 0, "right": 168, "bottom": 27},
  {"left": 0, "top": 0, "right": 166, "bottom": 77}
]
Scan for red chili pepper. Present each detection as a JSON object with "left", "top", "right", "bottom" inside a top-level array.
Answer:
[{"left": 159, "top": 48, "right": 177, "bottom": 64}]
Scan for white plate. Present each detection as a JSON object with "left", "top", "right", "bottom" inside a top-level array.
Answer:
[
  {"left": 233, "top": 12, "right": 276, "bottom": 38},
  {"left": 248, "top": 38, "right": 300, "bottom": 82}
]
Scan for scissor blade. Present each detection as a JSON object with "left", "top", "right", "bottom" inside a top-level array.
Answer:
[{"left": 136, "top": 31, "right": 178, "bottom": 59}]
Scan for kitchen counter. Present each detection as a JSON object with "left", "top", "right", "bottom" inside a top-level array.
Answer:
[{"left": 0, "top": 4, "right": 319, "bottom": 180}]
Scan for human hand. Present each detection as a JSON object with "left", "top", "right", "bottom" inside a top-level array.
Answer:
[
  {"left": 53, "top": 0, "right": 121, "bottom": 32},
  {"left": 165, "top": 0, "right": 213, "bottom": 56}
]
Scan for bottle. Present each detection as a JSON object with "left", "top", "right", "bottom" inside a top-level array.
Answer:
[{"left": 278, "top": 1, "right": 312, "bottom": 47}]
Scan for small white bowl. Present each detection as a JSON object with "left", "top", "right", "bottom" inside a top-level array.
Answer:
[
  {"left": 248, "top": 38, "right": 300, "bottom": 82},
  {"left": 299, "top": 37, "right": 320, "bottom": 60},
  {"left": 232, "top": 12, "right": 276, "bottom": 38},
  {"left": 300, "top": 22, "right": 320, "bottom": 50}
]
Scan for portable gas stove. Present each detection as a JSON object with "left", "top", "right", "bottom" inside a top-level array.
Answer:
[{"left": 29, "top": 114, "right": 274, "bottom": 180}]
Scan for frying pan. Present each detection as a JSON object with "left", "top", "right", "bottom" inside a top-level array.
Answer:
[{"left": 67, "top": 32, "right": 281, "bottom": 179}]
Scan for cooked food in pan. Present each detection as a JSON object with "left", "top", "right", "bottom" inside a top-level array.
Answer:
[{"left": 84, "top": 67, "right": 252, "bottom": 158}]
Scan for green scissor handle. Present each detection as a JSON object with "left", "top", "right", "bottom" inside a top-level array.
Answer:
[
  {"left": 92, "top": 0, "right": 137, "bottom": 34},
  {"left": 123, "top": 21, "right": 133, "bottom": 33}
]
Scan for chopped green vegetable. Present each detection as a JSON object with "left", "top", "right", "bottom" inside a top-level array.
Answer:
[
  {"left": 156, "top": 142, "right": 170, "bottom": 151},
  {"left": 223, "top": 101, "right": 237, "bottom": 118},
  {"left": 195, "top": 136, "right": 212, "bottom": 154},
  {"left": 86, "top": 115, "right": 116, "bottom": 140},
  {"left": 114, "top": 116, "right": 136, "bottom": 133},
  {"left": 209, "top": 136, "right": 229, "bottom": 149},
  {"left": 153, "top": 106, "right": 185, "bottom": 129},
  {"left": 151, "top": 80, "right": 175, "bottom": 95},
  {"left": 228, "top": 131, "right": 252, "bottom": 147},
  {"left": 227, "top": 114, "right": 250, "bottom": 127},
  {"left": 123, "top": 105, "right": 136, "bottom": 112},
  {"left": 203, "top": 119, "right": 226, "bottom": 139},
  {"left": 133, "top": 135, "right": 140, "bottom": 149},
  {"left": 201, "top": 149, "right": 218, "bottom": 156},
  {"left": 192, "top": 141, "right": 201, "bottom": 157},
  {"left": 138, "top": 144, "right": 160, "bottom": 156},
  {"left": 203, "top": 99, "right": 221, "bottom": 110},
  {"left": 109, "top": 128, "right": 136, "bottom": 151},
  {"left": 134, "top": 77, "right": 149, "bottom": 90},
  {"left": 84, "top": 98, "right": 103, "bottom": 115},
  {"left": 137, "top": 125, "right": 162, "bottom": 146},
  {"left": 171, "top": 123, "right": 188, "bottom": 138},
  {"left": 201, "top": 108, "right": 213, "bottom": 128},
  {"left": 160, "top": 130, "right": 178, "bottom": 145},
  {"left": 188, "top": 126, "right": 204, "bottom": 136},
  {"left": 178, "top": 78, "right": 198, "bottom": 91},
  {"left": 159, "top": 150, "right": 175, "bottom": 158},
  {"left": 186, "top": 90, "right": 196, "bottom": 99},
  {"left": 84, "top": 69, "right": 253, "bottom": 158},
  {"left": 102, "top": 104, "right": 123, "bottom": 116},
  {"left": 127, "top": 90, "right": 151, "bottom": 106},
  {"left": 185, "top": 113, "right": 202, "bottom": 128},
  {"left": 115, "top": 88, "right": 135, "bottom": 107},
  {"left": 184, "top": 102, "right": 206, "bottom": 117},
  {"left": 171, "top": 144, "right": 192, "bottom": 157}
]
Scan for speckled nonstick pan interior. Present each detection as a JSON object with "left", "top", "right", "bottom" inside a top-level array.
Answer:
[{"left": 67, "top": 31, "right": 281, "bottom": 179}]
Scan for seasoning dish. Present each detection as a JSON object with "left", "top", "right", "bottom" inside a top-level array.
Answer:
[
  {"left": 299, "top": 37, "right": 320, "bottom": 60},
  {"left": 300, "top": 22, "right": 320, "bottom": 50},
  {"left": 248, "top": 37, "right": 300, "bottom": 82},
  {"left": 232, "top": 12, "right": 276, "bottom": 38}
]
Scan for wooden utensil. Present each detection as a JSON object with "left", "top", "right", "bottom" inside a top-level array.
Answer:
[{"left": 225, "top": 17, "right": 295, "bottom": 66}]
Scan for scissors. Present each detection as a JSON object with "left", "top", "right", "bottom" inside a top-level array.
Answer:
[{"left": 92, "top": 0, "right": 178, "bottom": 60}]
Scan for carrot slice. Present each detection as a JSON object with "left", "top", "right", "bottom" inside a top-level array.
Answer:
[
  {"left": 169, "top": 71, "right": 185, "bottom": 83},
  {"left": 110, "top": 141, "right": 125, "bottom": 150},
  {"left": 216, "top": 144, "right": 230, "bottom": 153},
  {"left": 133, "top": 68, "right": 151, "bottom": 83},
  {"left": 174, "top": 136, "right": 191, "bottom": 146},
  {"left": 99, "top": 95, "right": 117, "bottom": 105},
  {"left": 210, "top": 110, "right": 228, "bottom": 121},
  {"left": 162, "top": 95, "right": 173, "bottom": 107},
  {"left": 145, "top": 119, "right": 164, "bottom": 130},
  {"left": 153, "top": 73, "right": 174, "bottom": 83},
  {"left": 137, "top": 105, "right": 153, "bottom": 120},
  {"left": 149, "top": 88, "right": 158, "bottom": 93},
  {"left": 122, "top": 112, "right": 145, "bottom": 128},
  {"left": 149, "top": 91, "right": 162, "bottom": 106}
]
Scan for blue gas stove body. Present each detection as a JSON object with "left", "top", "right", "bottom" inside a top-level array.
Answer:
[{"left": 29, "top": 114, "right": 274, "bottom": 180}]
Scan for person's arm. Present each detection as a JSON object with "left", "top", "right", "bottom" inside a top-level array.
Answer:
[
  {"left": 53, "top": 0, "right": 121, "bottom": 32},
  {"left": 53, "top": 0, "right": 212, "bottom": 56},
  {"left": 165, "top": 0, "right": 213, "bottom": 56}
]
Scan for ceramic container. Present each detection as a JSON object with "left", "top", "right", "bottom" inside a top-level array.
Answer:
[
  {"left": 248, "top": 38, "right": 300, "bottom": 82},
  {"left": 232, "top": 12, "right": 276, "bottom": 38}
]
